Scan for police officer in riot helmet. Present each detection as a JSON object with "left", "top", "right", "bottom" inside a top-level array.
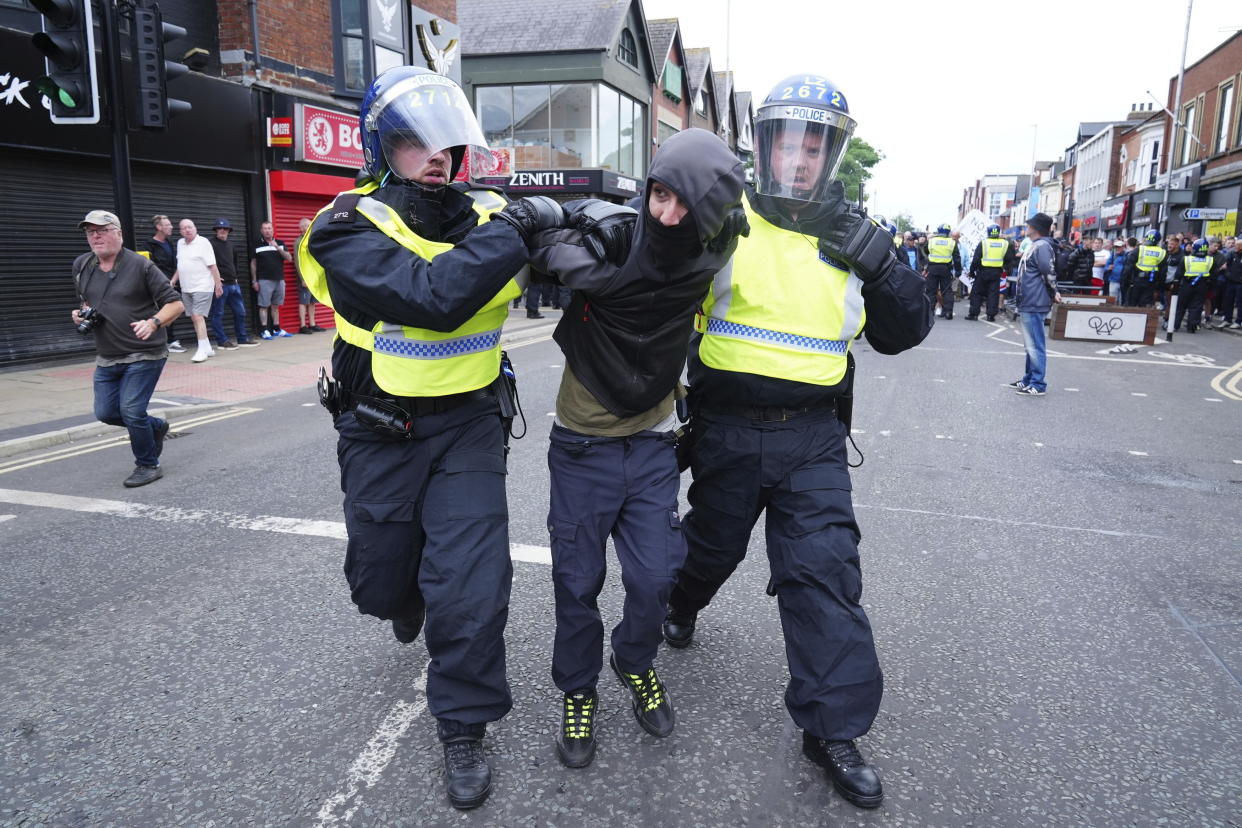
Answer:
[
  {"left": 663, "top": 74, "right": 932, "bottom": 808},
  {"left": 298, "top": 66, "right": 568, "bottom": 811}
]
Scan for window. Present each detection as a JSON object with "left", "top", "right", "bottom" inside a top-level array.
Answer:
[
  {"left": 550, "top": 84, "right": 592, "bottom": 168},
  {"left": 476, "top": 83, "right": 644, "bottom": 176},
  {"left": 1216, "top": 83, "right": 1234, "bottom": 155},
  {"left": 597, "top": 85, "right": 620, "bottom": 169},
  {"left": 617, "top": 29, "right": 637, "bottom": 67},
  {"left": 662, "top": 63, "right": 683, "bottom": 102},
  {"left": 693, "top": 88, "right": 705, "bottom": 115},
  {"left": 336, "top": 0, "right": 408, "bottom": 95},
  {"left": 1179, "top": 101, "right": 1197, "bottom": 166},
  {"left": 513, "top": 85, "right": 551, "bottom": 168},
  {"left": 340, "top": 0, "right": 365, "bottom": 91},
  {"left": 656, "top": 120, "right": 679, "bottom": 146}
]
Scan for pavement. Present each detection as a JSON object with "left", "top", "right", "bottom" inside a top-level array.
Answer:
[
  {"left": 0, "top": 306, "right": 560, "bottom": 457},
  {"left": 1, "top": 308, "right": 1241, "bottom": 826}
]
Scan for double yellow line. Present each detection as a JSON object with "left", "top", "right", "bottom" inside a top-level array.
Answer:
[
  {"left": 1209, "top": 359, "right": 1242, "bottom": 401},
  {"left": 0, "top": 407, "right": 261, "bottom": 475}
]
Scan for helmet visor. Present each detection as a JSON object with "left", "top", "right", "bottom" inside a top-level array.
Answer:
[
  {"left": 368, "top": 74, "right": 490, "bottom": 181},
  {"left": 753, "top": 104, "right": 855, "bottom": 202}
]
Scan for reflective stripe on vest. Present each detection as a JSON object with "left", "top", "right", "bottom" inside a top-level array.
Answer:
[
  {"left": 928, "top": 235, "right": 955, "bottom": 264},
  {"left": 695, "top": 201, "right": 864, "bottom": 387},
  {"left": 980, "top": 238, "right": 1008, "bottom": 268},
  {"left": 297, "top": 182, "right": 523, "bottom": 397},
  {"left": 1183, "top": 255, "right": 1211, "bottom": 283},
  {"left": 1135, "top": 245, "right": 1165, "bottom": 272}
]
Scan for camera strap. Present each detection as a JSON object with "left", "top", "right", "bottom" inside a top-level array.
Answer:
[{"left": 74, "top": 254, "right": 101, "bottom": 305}]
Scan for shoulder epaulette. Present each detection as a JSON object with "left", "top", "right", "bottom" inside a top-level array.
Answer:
[{"left": 329, "top": 192, "right": 362, "bottom": 224}]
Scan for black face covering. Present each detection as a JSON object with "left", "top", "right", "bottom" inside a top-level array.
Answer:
[{"left": 641, "top": 211, "right": 702, "bottom": 272}]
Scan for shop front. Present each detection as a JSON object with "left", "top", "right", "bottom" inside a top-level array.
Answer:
[
  {"left": 1101, "top": 195, "right": 1130, "bottom": 240},
  {"left": 0, "top": 27, "right": 256, "bottom": 365}
]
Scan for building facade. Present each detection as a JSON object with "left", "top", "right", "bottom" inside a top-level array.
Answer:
[{"left": 1164, "top": 30, "right": 1242, "bottom": 239}]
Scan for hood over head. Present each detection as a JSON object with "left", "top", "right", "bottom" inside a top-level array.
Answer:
[{"left": 638, "top": 128, "right": 745, "bottom": 271}]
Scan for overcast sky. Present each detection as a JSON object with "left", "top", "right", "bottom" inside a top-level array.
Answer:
[{"left": 643, "top": 0, "right": 1242, "bottom": 228}]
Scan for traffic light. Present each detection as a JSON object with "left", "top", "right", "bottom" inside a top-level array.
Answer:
[
  {"left": 132, "top": 4, "right": 192, "bottom": 129},
  {"left": 30, "top": 0, "right": 100, "bottom": 124}
]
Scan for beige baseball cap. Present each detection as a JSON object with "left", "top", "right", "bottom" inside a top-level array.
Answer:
[{"left": 78, "top": 210, "right": 120, "bottom": 229}]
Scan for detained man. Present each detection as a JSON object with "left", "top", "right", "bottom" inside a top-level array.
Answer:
[{"left": 528, "top": 128, "right": 748, "bottom": 768}]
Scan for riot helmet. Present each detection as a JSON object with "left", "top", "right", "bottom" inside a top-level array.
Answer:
[
  {"left": 1144, "top": 229, "right": 1161, "bottom": 245},
  {"left": 753, "top": 74, "right": 856, "bottom": 203},
  {"left": 987, "top": 224, "right": 1001, "bottom": 238},
  {"left": 359, "top": 67, "right": 489, "bottom": 184},
  {"left": 936, "top": 223, "right": 952, "bottom": 236},
  {"left": 1191, "top": 239, "right": 1208, "bottom": 256}
]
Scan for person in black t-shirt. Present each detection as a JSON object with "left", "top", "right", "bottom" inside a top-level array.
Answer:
[
  {"left": 250, "top": 220, "right": 293, "bottom": 338},
  {"left": 143, "top": 214, "right": 186, "bottom": 353},
  {"left": 207, "top": 218, "right": 256, "bottom": 347}
]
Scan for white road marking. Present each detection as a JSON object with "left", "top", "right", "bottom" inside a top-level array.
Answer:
[
  {"left": 1034, "top": 442, "right": 1044, "bottom": 447},
  {"left": 1064, "top": 388, "right": 1079, "bottom": 392},
  {"left": 933, "top": 379, "right": 946, "bottom": 383},
  {"left": 315, "top": 664, "right": 430, "bottom": 826},
  {"left": 1129, "top": 451, "right": 1149, "bottom": 456},
  {"left": 0, "top": 408, "right": 262, "bottom": 475},
  {"left": 1131, "top": 392, "right": 1148, "bottom": 397},
  {"left": 301, "top": 402, "right": 316, "bottom": 407},
  {"left": 0, "top": 488, "right": 553, "bottom": 564},
  {"left": 852, "top": 503, "right": 1166, "bottom": 539},
  {"left": 1205, "top": 398, "right": 1222, "bottom": 402},
  {"left": 874, "top": 376, "right": 887, "bottom": 379},
  {"left": 0, "top": 514, "right": 14, "bottom": 524},
  {"left": 546, "top": 412, "right": 556, "bottom": 417},
  {"left": 879, "top": 430, "right": 892, "bottom": 437},
  {"left": 850, "top": 429, "right": 866, "bottom": 435},
  {"left": 511, "top": 543, "right": 552, "bottom": 565},
  {"left": 149, "top": 398, "right": 184, "bottom": 407},
  {"left": 1234, "top": 460, "right": 1242, "bottom": 465}
]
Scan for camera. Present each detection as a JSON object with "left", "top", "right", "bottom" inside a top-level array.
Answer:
[{"left": 75, "top": 306, "right": 101, "bottom": 335}]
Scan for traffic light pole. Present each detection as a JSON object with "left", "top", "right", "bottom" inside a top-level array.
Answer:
[{"left": 100, "top": 0, "right": 135, "bottom": 248}]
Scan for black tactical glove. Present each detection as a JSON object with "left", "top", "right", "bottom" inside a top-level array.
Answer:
[
  {"left": 706, "top": 205, "right": 750, "bottom": 254},
  {"left": 565, "top": 200, "right": 637, "bottom": 266},
  {"left": 821, "top": 204, "right": 898, "bottom": 286},
  {"left": 491, "top": 196, "right": 566, "bottom": 244}
]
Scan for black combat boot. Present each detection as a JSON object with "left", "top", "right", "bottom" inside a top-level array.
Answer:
[
  {"left": 802, "top": 732, "right": 884, "bottom": 809},
  {"left": 610, "top": 654, "right": 674, "bottom": 737},
  {"left": 442, "top": 736, "right": 491, "bottom": 810},
  {"left": 555, "top": 689, "right": 598, "bottom": 768},
  {"left": 662, "top": 607, "right": 697, "bottom": 648}
]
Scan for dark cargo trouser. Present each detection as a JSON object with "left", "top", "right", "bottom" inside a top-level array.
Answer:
[
  {"left": 670, "top": 409, "right": 883, "bottom": 742},
  {"left": 1174, "top": 279, "right": 1209, "bottom": 329},
  {"left": 925, "top": 264, "right": 956, "bottom": 314},
  {"left": 335, "top": 399, "right": 512, "bottom": 738},
  {"left": 969, "top": 268, "right": 1002, "bottom": 318},
  {"left": 547, "top": 425, "right": 685, "bottom": 693}
]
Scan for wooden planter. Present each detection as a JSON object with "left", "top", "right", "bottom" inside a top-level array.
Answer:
[{"left": 1049, "top": 304, "right": 1161, "bottom": 345}]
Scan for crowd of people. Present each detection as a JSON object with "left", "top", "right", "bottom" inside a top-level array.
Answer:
[
  {"left": 142, "top": 213, "right": 324, "bottom": 362},
  {"left": 892, "top": 224, "right": 1242, "bottom": 331}
]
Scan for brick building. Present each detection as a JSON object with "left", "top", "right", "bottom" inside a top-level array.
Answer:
[
  {"left": 647, "top": 18, "right": 690, "bottom": 150},
  {"left": 0, "top": 0, "right": 467, "bottom": 365},
  {"left": 1164, "top": 29, "right": 1242, "bottom": 239}
]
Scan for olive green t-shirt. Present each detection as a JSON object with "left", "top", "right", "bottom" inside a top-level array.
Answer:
[{"left": 555, "top": 363, "right": 677, "bottom": 437}]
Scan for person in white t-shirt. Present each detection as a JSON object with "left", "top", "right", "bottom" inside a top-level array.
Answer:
[
  {"left": 171, "top": 219, "right": 223, "bottom": 363},
  {"left": 1091, "top": 237, "right": 1108, "bottom": 292}
]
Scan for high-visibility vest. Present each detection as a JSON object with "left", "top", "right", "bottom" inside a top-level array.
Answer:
[
  {"left": 297, "top": 181, "right": 523, "bottom": 397},
  {"left": 927, "top": 235, "right": 956, "bottom": 264},
  {"left": 694, "top": 201, "right": 865, "bottom": 387},
  {"left": 980, "top": 238, "right": 1008, "bottom": 268},
  {"left": 1135, "top": 244, "right": 1166, "bottom": 272},
  {"left": 1183, "top": 255, "right": 1211, "bottom": 283}
]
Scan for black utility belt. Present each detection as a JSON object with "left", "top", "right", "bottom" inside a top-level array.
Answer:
[{"left": 703, "top": 399, "right": 837, "bottom": 423}]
